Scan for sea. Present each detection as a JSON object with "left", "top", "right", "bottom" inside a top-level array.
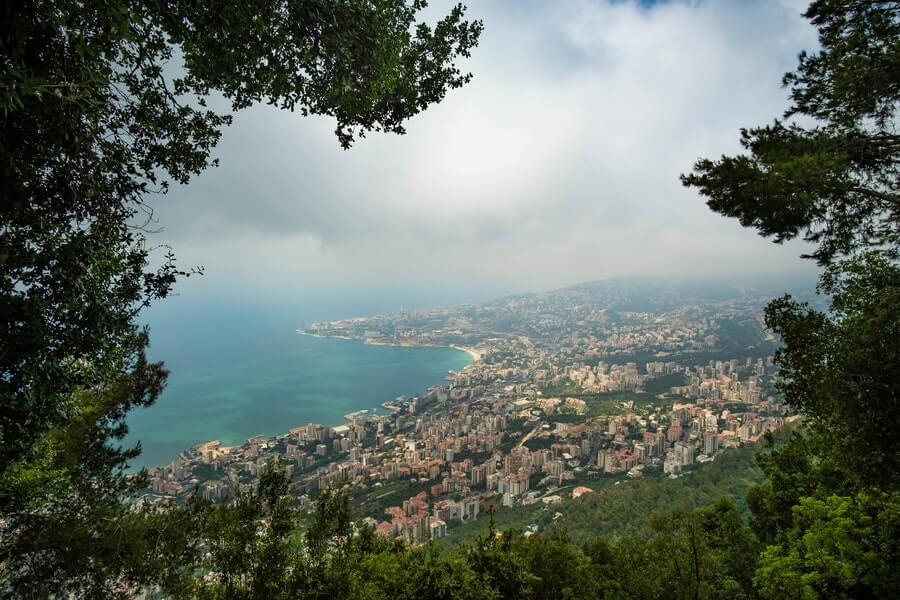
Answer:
[{"left": 124, "top": 299, "right": 471, "bottom": 470}]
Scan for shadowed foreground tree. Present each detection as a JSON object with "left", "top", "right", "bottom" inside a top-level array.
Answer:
[
  {"left": 0, "top": 1, "right": 481, "bottom": 595},
  {"left": 177, "top": 467, "right": 765, "bottom": 600},
  {"left": 681, "top": 0, "right": 899, "bottom": 266},
  {"left": 684, "top": 1, "right": 900, "bottom": 598},
  {"left": 169, "top": 468, "right": 501, "bottom": 599}
]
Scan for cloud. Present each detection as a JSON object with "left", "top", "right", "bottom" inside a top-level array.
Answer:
[{"left": 149, "top": 0, "right": 820, "bottom": 298}]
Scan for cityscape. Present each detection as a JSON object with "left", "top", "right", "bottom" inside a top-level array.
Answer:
[{"left": 141, "top": 279, "right": 797, "bottom": 544}]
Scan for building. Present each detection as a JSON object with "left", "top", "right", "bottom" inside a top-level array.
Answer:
[{"left": 674, "top": 441, "right": 694, "bottom": 467}]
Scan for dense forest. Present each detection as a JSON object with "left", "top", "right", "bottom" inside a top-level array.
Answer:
[{"left": 1, "top": 0, "right": 898, "bottom": 598}]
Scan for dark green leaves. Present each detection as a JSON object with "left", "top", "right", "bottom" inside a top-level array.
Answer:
[
  {"left": 162, "top": 0, "right": 483, "bottom": 149},
  {"left": 786, "top": 1, "right": 900, "bottom": 129},
  {"left": 682, "top": 2, "right": 899, "bottom": 266},
  {"left": 764, "top": 254, "right": 900, "bottom": 488},
  {"left": 682, "top": 122, "right": 899, "bottom": 265},
  {"left": 684, "top": 4, "right": 900, "bottom": 598},
  {"left": 0, "top": 1, "right": 480, "bottom": 594}
]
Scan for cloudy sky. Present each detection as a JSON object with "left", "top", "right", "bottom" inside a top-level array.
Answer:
[{"left": 149, "top": 0, "right": 821, "bottom": 318}]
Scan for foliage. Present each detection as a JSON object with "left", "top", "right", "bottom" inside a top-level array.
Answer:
[
  {"left": 510, "top": 533, "right": 596, "bottom": 600},
  {"left": 135, "top": 460, "right": 768, "bottom": 599},
  {"left": 441, "top": 442, "right": 768, "bottom": 548},
  {"left": 163, "top": 470, "right": 501, "bottom": 600},
  {"left": 754, "top": 492, "right": 900, "bottom": 600},
  {"left": 550, "top": 445, "right": 766, "bottom": 546},
  {"left": 461, "top": 497, "right": 762, "bottom": 600},
  {"left": 131, "top": 1, "right": 900, "bottom": 597},
  {"left": 765, "top": 253, "right": 900, "bottom": 488},
  {"left": 681, "top": 1, "right": 899, "bottom": 265},
  {"left": 3, "top": 0, "right": 898, "bottom": 596},
  {"left": 641, "top": 372, "right": 687, "bottom": 395},
  {"left": 746, "top": 432, "right": 830, "bottom": 544},
  {"left": 684, "top": 1, "right": 900, "bottom": 598},
  {"left": 0, "top": 0, "right": 481, "bottom": 595},
  {"left": 464, "top": 530, "right": 535, "bottom": 599},
  {"left": 583, "top": 498, "right": 760, "bottom": 600},
  {"left": 0, "top": 347, "right": 190, "bottom": 597}
]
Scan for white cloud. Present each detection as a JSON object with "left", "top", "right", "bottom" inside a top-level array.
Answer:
[{"left": 151, "top": 0, "right": 821, "bottom": 299}]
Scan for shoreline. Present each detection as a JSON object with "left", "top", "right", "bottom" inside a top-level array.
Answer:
[
  {"left": 297, "top": 328, "right": 482, "bottom": 363},
  {"left": 295, "top": 330, "right": 353, "bottom": 340},
  {"left": 139, "top": 331, "right": 474, "bottom": 471},
  {"left": 236, "top": 334, "right": 477, "bottom": 440},
  {"left": 450, "top": 345, "right": 482, "bottom": 362}
]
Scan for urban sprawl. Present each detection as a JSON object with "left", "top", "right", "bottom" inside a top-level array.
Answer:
[{"left": 140, "top": 281, "right": 797, "bottom": 544}]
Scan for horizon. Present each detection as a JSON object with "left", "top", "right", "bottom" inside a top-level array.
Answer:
[
  {"left": 145, "top": 0, "right": 821, "bottom": 315},
  {"left": 146, "top": 268, "right": 820, "bottom": 334},
  {"left": 142, "top": 267, "right": 816, "bottom": 400}
]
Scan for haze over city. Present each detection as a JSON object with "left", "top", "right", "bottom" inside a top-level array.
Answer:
[{"left": 149, "top": 0, "right": 819, "bottom": 312}]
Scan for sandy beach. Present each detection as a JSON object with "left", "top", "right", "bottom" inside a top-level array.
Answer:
[
  {"left": 451, "top": 345, "right": 482, "bottom": 362},
  {"left": 366, "top": 339, "right": 482, "bottom": 363}
]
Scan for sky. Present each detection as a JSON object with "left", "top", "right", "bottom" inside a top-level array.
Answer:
[{"left": 147, "top": 0, "right": 821, "bottom": 322}]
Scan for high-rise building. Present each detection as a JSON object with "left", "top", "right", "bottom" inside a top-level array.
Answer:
[
  {"left": 674, "top": 441, "right": 694, "bottom": 466},
  {"left": 471, "top": 465, "right": 485, "bottom": 488}
]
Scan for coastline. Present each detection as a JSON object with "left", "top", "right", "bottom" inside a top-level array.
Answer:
[
  {"left": 295, "top": 330, "right": 353, "bottom": 340},
  {"left": 136, "top": 331, "right": 473, "bottom": 471},
  {"left": 296, "top": 328, "right": 482, "bottom": 363},
  {"left": 450, "top": 345, "right": 482, "bottom": 362},
  {"left": 289, "top": 333, "right": 480, "bottom": 434},
  {"left": 214, "top": 333, "right": 477, "bottom": 445}
]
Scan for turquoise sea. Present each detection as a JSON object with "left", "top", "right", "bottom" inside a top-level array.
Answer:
[{"left": 125, "top": 308, "right": 471, "bottom": 470}]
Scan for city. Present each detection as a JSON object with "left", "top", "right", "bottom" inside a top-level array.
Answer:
[{"left": 141, "top": 280, "right": 797, "bottom": 545}]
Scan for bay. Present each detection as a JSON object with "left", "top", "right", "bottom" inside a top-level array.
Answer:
[{"left": 125, "top": 314, "right": 471, "bottom": 470}]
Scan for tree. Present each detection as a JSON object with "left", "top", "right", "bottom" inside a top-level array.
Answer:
[
  {"left": 0, "top": 1, "right": 481, "bottom": 595},
  {"left": 681, "top": 1, "right": 898, "bottom": 266},
  {"left": 745, "top": 432, "right": 829, "bottom": 544},
  {"left": 754, "top": 492, "right": 900, "bottom": 600},
  {"left": 177, "top": 479, "right": 501, "bottom": 600},
  {"left": 172, "top": 462, "right": 303, "bottom": 599},
  {"left": 508, "top": 533, "right": 596, "bottom": 600},
  {"left": 765, "top": 254, "right": 900, "bottom": 489},
  {"left": 682, "top": 0, "right": 900, "bottom": 493},
  {"left": 609, "top": 501, "right": 759, "bottom": 600},
  {"left": 464, "top": 529, "right": 534, "bottom": 600},
  {"left": 294, "top": 485, "right": 357, "bottom": 600},
  {"left": 683, "top": 1, "right": 900, "bottom": 597}
]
